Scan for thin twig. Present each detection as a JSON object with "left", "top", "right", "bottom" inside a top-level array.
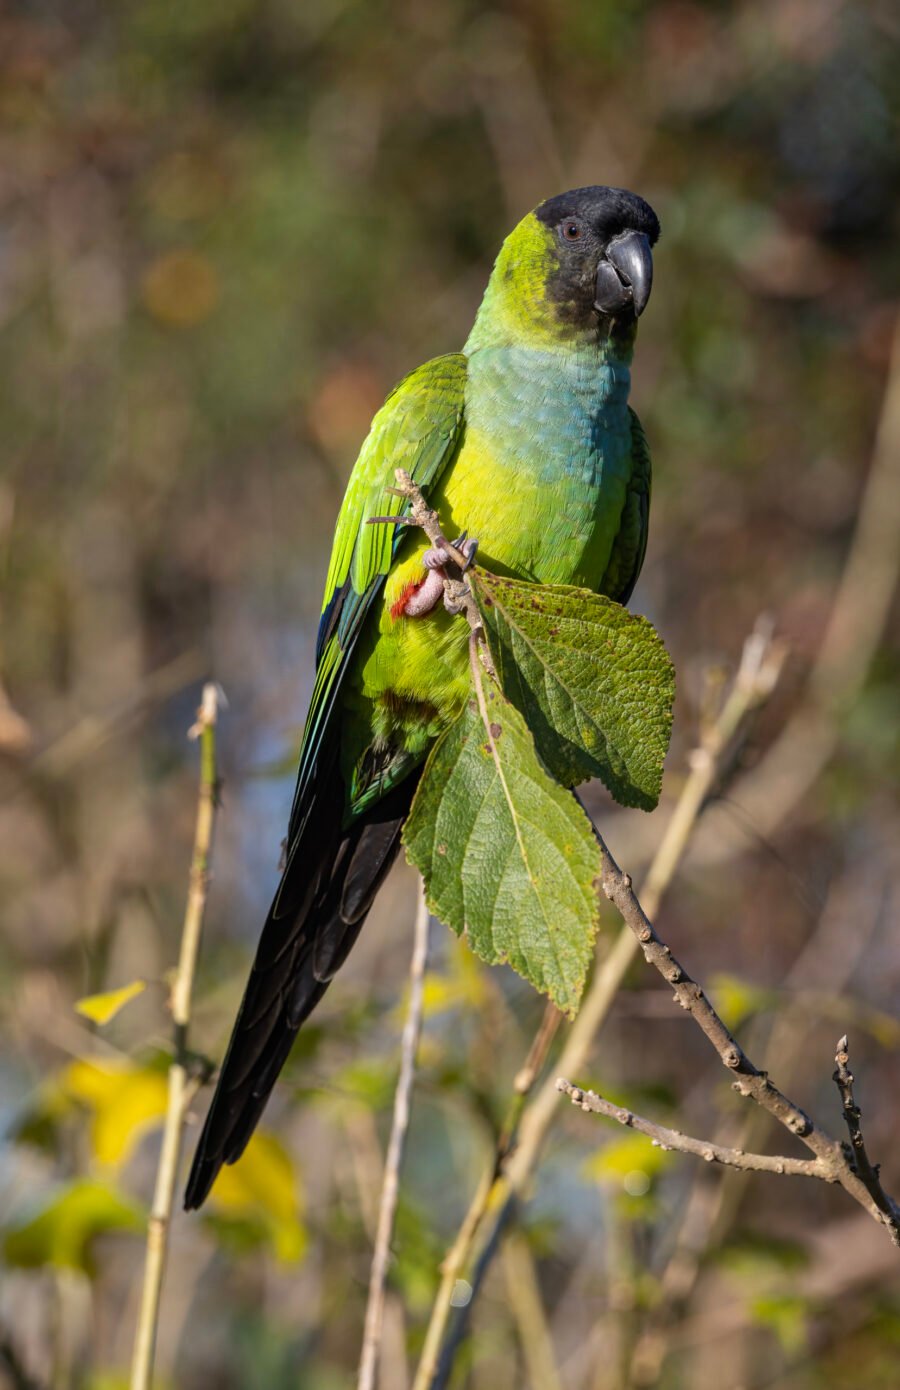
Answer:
[
  {"left": 832, "top": 1034, "right": 897, "bottom": 1227},
  {"left": 413, "top": 622, "right": 785, "bottom": 1389},
  {"left": 556, "top": 1080, "right": 828, "bottom": 1179},
  {"left": 589, "top": 833, "right": 900, "bottom": 1244},
  {"left": 130, "top": 683, "right": 220, "bottom": 1390},
  {"left": 358, "top": 882, "right": 431, "bottom": 1390},
  {"left": 623, "top": 867, "right": 888, "bottom": 1389}
]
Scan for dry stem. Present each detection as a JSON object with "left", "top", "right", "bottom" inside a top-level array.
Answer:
[
  {"left": 573, "top": 838, "right": 900, "bottom": 1243},
  {"left": 357, "top": 883, "right": 431, "bottom": 1390},
  {"left": 130, "top": 683, "right": 220, "bottom": 1390},
  {"left": 833, "top": 1034, "right": 897, "bottom": 1229}
]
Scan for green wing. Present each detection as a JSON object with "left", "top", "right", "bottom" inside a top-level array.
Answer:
[
  {"left": 288, "top": 352, "right": 467, "bottom": 843},
  {"left": 599, "top": 406, "right": 652, "bottom": 606}
]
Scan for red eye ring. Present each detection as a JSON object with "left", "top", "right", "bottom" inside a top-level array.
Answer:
[{"left": 562, "top": 221, "right": 582, "bottom": 241}]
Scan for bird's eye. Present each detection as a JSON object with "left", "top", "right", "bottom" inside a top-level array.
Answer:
[{"left": 562, "top": 221, "right": 582, "bottom": 241}]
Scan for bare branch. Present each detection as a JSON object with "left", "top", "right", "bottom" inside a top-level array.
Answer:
[
  {"left": 590, "top": 834, "right": 900, "bottom": 1246},
  {"left": 130, "top": 683, "right": 221, "bottom": 1390},
  {"left": 358, "top": 883, "right": 431, "bottom": 1390},
  {"left": 833, "top": 1035, "right": 900, "bottom": 1230},
  {"left": 556, "top": 1079, "right": 829, "bottom": 1180}
]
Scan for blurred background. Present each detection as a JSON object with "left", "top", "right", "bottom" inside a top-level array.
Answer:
[{"left": 1, "top": 0, "right": 898, "bottom": 1387}]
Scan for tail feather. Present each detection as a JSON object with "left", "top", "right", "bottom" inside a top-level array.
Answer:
[{"left": 183, "top": 774, "right": 418, "bottom": 1211}]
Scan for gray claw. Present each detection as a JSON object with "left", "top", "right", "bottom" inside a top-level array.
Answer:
[{"left": 457, "top": 535, "right": 479, "bottom": 572}]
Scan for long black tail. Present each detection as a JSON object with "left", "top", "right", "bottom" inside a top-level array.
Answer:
[{"left": 184, "top": 772, "right": 418, "bottom": 1210}]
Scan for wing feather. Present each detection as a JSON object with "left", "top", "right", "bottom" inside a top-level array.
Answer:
[
  {"left": 599, "top": 406, "right": 652, "bottom": 605},
  {"left": 288, "top": 352, "right": 467, "bottom": 846}
]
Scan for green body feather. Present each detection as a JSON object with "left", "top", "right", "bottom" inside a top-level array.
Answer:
[{"left": 310, "top": 208, "right": 651, "bottom": 820}]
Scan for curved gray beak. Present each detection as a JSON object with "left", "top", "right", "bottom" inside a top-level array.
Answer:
[{"left": 594, "top": 230, "right": 654, "bottom": 318}]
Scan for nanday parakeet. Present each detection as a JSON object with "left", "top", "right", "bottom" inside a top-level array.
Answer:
[{"left": 185, "top": 185, "right": 660, "bottom": 1208}]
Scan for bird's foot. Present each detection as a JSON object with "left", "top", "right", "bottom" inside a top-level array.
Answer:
[
  {"left": 393, "top": 534, "right": 479, "bottom": 619},
  {"left": 422, "top": 532, "right": 478, "bottom": 572}
]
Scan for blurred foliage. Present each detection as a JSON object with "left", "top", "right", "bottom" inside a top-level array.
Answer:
[
  {"left": 4, "top": 1179, "right": 144, "bottom": 1275},
  {"left": 48, "top": 1057, "right": 170, "bottom": 1170},
  {"left": 709, "top": 971, "right": 777, "bottom": 1032},
  {"left": 202, "top": 1131, "right": 307, "bottom": 1264},
  {"left": 0, "top": 0, "right": 898, "bottom": 1386}
]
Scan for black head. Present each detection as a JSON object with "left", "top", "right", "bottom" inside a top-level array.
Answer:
[{"left": 535, "top": 185, "right": 660, "bottom": 328}]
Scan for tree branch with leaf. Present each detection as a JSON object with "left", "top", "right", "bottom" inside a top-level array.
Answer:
[{"left": 376, "top": 472, "right": 900, "bottom": 1390}]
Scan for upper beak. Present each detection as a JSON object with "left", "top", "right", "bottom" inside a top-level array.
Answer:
[{"left": 594, "top": 230, "right": 653, "bottom": 318}]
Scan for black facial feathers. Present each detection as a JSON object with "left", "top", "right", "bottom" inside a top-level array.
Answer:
[
  {"left": 534, "top": 186, "right": 660, "bottom": 330},
  {"left": 536, "top": 186, "right": 660, "bottom": 246}
]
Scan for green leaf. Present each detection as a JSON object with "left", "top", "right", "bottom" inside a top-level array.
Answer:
[
  {"left": 404, "top": 678, "right": 601, "bottom": 1017},
  {"left": 74, "top": 980, "right": 146, "bottom": 1025},
  {"left": 471, "top": 570, "right": 675, "bottom": 810},
  {"left": 3, "top": 1179, "right": 144, "bottom": 1275}
]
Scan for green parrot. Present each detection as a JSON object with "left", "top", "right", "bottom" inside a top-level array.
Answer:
[{"left": 185, "top": 185, "right": 660, "bottom": 1208}]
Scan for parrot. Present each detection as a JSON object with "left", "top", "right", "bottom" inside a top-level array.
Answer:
[{"left": 185, "top": 185, "right": 660, "bottom": 1208}]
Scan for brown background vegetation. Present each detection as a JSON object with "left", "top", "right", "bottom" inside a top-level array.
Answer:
[{"left": 0, "top": 1, "right": 898, "bottom": 1386}]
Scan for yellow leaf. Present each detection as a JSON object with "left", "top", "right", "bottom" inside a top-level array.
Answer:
[
  {"left": 57, "top": 1059, "right": 168, "bottom": 1168},
  {"left": 75, "top": 980, "right": 146, "bottom": 1026},
  {"left": 209, "top": 1131, "right": 306, "bottom": 1264},
  {"left": 91, "top": 1072, "right": 168, "bottom": 1168}
]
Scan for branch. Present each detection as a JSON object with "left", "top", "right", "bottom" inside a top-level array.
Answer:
[
  {"left": 413, "top": 622, "right": 785, "bottom": 1389},
  {"left": 833, "top": 1034, "right": 899, "bottom": 1229},
  {"left": 624, "top": 868, "right": 889, "bottom": 1389},
  {"left": 130, "top": 682, "right": 221, "bottom": 1390},
  {"left": 556, "top": 1079, "right": 828, "bottom": 1179},
  {"left": 357, "top": 882, "right": 431, "bottom": 1390},
  {"left": 587, "top": 833, "right": 900, "bottom": 1245}
]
